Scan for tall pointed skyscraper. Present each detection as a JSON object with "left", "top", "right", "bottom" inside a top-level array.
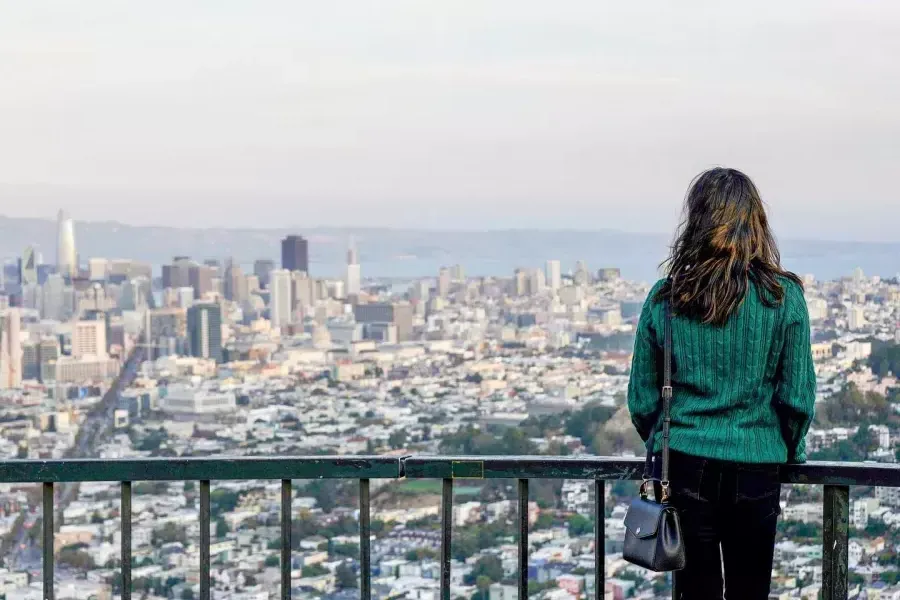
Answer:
[
  {"left": 57, "top": 210, "right": 77, "bottom": 278},
  {"left": 346, "top": 238, "right": 361, "bottom": 297}
]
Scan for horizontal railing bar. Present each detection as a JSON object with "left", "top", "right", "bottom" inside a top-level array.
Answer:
[
  {"left": 404, "top": 456, "right": 900, "bottom": 486},
  {"left": 0, "top": 456, "right": 897, "bottom": 487},
  {"left": 0, "top": 456, "right": 401, "bottom": 482}
]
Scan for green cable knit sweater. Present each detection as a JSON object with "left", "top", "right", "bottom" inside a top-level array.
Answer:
[{"left": 627, "top": 277, "right": 816, "bottom": 464}]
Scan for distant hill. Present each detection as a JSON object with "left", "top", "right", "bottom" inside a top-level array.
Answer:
[{"left": 0, "top": 215, "right": 896, "bottom": 282}]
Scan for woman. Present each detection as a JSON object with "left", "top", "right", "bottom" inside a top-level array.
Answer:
[{"left": 627, "top": 168, "right": 816, "bottom": 599}]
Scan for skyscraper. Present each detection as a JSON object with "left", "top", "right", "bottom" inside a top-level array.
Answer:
[
  {"left": 281, "top": 235, "right": 309, "bottom": 273},
  {"left": 187, "top": 303, "right": 223, "bottom": 363},
  {"left": 20, "top": 246, "right": 38, "bottom": 286},
  {"left": 0, "top": 309, "right": 23, "bottom": 389},
  {"left": 189, "top": 264, "right": 214, "bottom": 300},
  {"left": 72, "top": 319, "right": 107, "bottom": 359},
  {"left": 224, "top": 260, "right": 248, "bottom": 304},
  {"left": 162, "top": 256, "right": 193, "bottom": 290},
  {"left": 270, "top": 269, "right": 293, "bottom": 328},
  {"left": 546, "top": 260, "right": 562, "bottom": 291},
  {"left": 57, "top": 210, "right": 77, "bottom": 278},
  {"left": 346, "top": 240, "right": 361, "bottom": 297},
  {"left": 253, "top": 259, "right": 275, "bottom": 289},
  {"left": 437, "top": 268, "right": 451, "bottom": 298}
]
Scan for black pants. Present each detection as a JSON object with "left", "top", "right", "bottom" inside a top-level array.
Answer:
[{"left": 652, "top": 450, "right": 781, "bottom": 600}]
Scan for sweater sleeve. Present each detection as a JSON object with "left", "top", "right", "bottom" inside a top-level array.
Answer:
[
  {"left": 774, "top": 286, "right": 817, "bottom": 463},
  {"left": 628, "top": 286, "right": 662, "bottom": 442}
]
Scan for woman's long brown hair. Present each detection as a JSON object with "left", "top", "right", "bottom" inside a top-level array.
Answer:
[{"left": 657, "top": 168, "right": 802, "bottom": 325}]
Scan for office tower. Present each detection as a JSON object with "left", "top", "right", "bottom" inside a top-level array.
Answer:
[
  {"left": 450, "top": 264, "right": 465, "bottom": 282},
  {"left": 38, "top": 338, "right": 59, "bottom": 383},
  {"left": 224, "top": 261, "right": 248, "bottom": 304},
  {"left": 849, "top": 306, "right": 866, "bottom": 331},
  {"left": 291, "top": 270, "right": 313, "bottom": 313},
  {"left": 187, "top": 303, "right": 223, "bottom": 363},
  {"left": 22, "top": 341, "right": 40, "bottom": 381},
  {"left": 596, "top": 268, "right": 621, "bottom": 282},
  {"left": 807, "top": 298, "right": 829, "bottom": 322},
  {"left": 246, "top": 275, "right": 260, "bottom": 294},
  {"left": 0, "top": 309, "right": 23, "bottom": 389},
  {"left": 346, "top": 241, "right": 361, "bottom": 297},
  {"left": 514, "top": 269, "right": 528, "bottom": 297},
  {"left": 546, "top": 260, "right": 562, "bottom": 291},
  {"left": 119, "top": 277, "right": 150, "bottom": 311},
  {"left": 20, "top": 246, "right": 38, "bottom": 286},
  {"left": 72, "top": 319, "right": 107, "bottom": 359},
  {"left": 353, "top": 301, "right": 414, "bottom": 342},
  {"left": 437, "top": 268, "right": 451, "bottom": 298},
  {"left": 281, "top": 235, "right": 309, "bottom": 273},
  {"left": 88, "top": 258, "right": 109, "bottom": 282},
  {"left": 529, "top": 269, "right": 547, "bottom": 295},
  {"left": 189, "top": 264, "right": 214, "bottom": 300},
  {"left": 176, "top": 287, "right": 194, "bottom": 309},
  {"left": 270, "top": 269, "right": 293, "bottom": 328},
  {"left": 161, "top": 257, "right": 192, "bottom": 289},
  {"left": 574, "top": 261, "right": 591, "bottom": 286},
  {"left": 41, "top": 274, "right": 68, "bottom": 321},
  {"left": 253, "top": 259, "right": 275, "bottom": 289},
  {"left": 57, "top": 210, "right": 77, "bottom": 279}
]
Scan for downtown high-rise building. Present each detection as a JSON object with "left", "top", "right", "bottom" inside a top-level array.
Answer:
[
  {"left": 72, "top": 319, "right": 107, "bottom": 359},
  {"left": 270, "top": 269, "right": 293, "bottom": 328},
  {"left": 189, "top": 264, "right": 214, "bottom": 300},
  {"left": 253, "top": 259, "right": 275, "bottom": 289},
  {"left": 20, "top": 246, "right": 38, "bottom": 286},
  {"left": 437, "top": 267, "right": 451, "bottom": 298},
  {"left": 224, "top": 260, "right": 248, "bottom": 304},
  {"left": 162, "top": 257, "right": 193, "bottom": 290},
  {"left": 546, "top": 260, "right": 562, "bottom": 291},
  {"left": 0, "top": 309, "right": 23, "bottom": 389},
  {"left": 281, "top": 235, "right": 309, "bottom": 273},
  {"left": 346, "top": 240, "right": 361, "bottom": 297},
  {"left": 187, "top": 303, "right": 222, "bottom": 363},
  {"left": 57, "top": 210, "right": 77, "bottom": 279}
]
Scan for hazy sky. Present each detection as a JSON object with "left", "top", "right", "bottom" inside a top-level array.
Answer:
[{"left": 1, "top": 1, "right": 898, "bottom": 239}]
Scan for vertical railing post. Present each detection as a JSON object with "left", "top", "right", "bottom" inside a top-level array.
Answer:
[
  {"left": 43, "top": 482, "right": 54, "bottom": 600},
  {"left": 594, "top": 480, "right": 605, "bottom": 600},
  {"left": 359, "top": 479, "right": 371, "bottom": 600},
  {"left": 200, "top": 480, "right": 211, "bottom": 600},
  {"left": 121, "top": 481, "right": 132, "bottom": 600},
  {"left": 517, "top": 479, "right": 529, "bottom": 600},
  {"left": 823, "top": 485, "right": 850, "bottom": 600},
  {"left": 441, "top": 478, "right": 453, "bottom": 600},
  {"left": 281, "top": 479, "right": 292, "bottom": 600}
]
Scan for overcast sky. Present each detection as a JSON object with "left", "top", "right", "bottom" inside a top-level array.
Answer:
[{"left": 1, "top": 1, "right": 898, "bottom": 239}]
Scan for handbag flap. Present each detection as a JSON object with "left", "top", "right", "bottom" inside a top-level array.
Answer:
[{"left": 624, "top": 498, "right": 664, "bottom": 539}]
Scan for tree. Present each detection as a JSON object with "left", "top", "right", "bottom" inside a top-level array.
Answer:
[
  {"left": 153, "top": 523, "right": 188, "bottom": 545},
  {"left": 467, "top": 555, "right": 504, "bottom": 585},
  {"left": 388, "top": 430, "right": 408, "bottom": 450},
  {"left": 58, "top": 548, "right": 95, "bottom": 571},
  {"left": 336, "top": 563, "right": 358, "bottom": 589},
  {"left": 567, "top": 514, "right": 593, "bottom": 537},
  {"left": 182, "top": 588, "right": 195, "bottom": 600},
  {"left": 264, "top": 555, "right": 279, "bottom": 568},
  {"left": 216, "top": 518, "right": 229, "bottom": 538},
  {"left": 303, "top": 563, "right": 328, "bottom": 577},
  {"left": 533, "top": 512, "right": 554, "bottom": 530}
]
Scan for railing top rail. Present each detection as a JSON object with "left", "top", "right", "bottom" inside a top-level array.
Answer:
[
  {"left": 0, "top": 456, "right": 400, "bottom": 483},
  {"left": 0, "top": 455, "right": 897, "bottom": 486},
  {"left": 402, "top": 456, "right": 900, "bottom": 487}
]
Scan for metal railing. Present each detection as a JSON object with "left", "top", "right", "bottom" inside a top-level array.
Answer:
[{"left": 4, "top": 456, "right": 899, "bottom": 600}]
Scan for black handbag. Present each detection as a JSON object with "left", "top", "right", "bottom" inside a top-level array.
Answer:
[{"left": 623, "top": 298, "right": 686, "bottom": 572}]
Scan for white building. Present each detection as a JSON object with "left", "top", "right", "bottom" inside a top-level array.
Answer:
[
  {"left": 160, "top": 384, "right": 237, "bottom": 415},
  {"left": 346, "top": 242, "right": 361, "bottom": 297},
  {"left": 0, "top": 309, "right": 23, "bottom": 389},
  {"left": 848, "top": 306, "right": 866, "bottom": 331},
  {"left": 546, "top": 260, "right": 562, "bottom": 291},
  {"left": 270, "top": 269, "right": 292, "bottom": 328},
  {"left": 72, "top": 319, "right": 106, "bottom": 359},
  {"left": 57, "top": 210, "right": 77, "bottom": 278}
]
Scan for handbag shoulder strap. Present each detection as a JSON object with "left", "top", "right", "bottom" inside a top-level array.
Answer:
[{"left": 640, "top": 288, "right": 674, "bottom": 492}]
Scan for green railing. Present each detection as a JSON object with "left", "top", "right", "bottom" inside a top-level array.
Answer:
[{"left": 4, "top": 456, "right": 899, "bottom": 600}]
